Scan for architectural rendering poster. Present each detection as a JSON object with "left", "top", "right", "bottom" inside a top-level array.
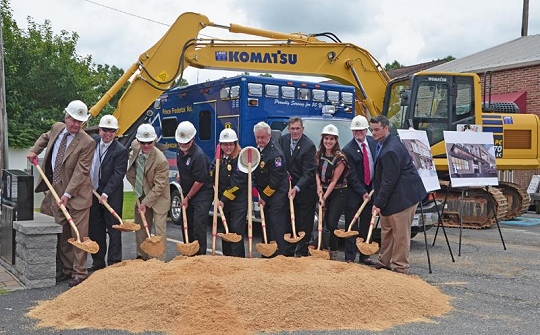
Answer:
[
  {"left": 397, "top": 129, "right": 440, "bottom": 192},
  {"left": 443, "top": 131, "right": 498, "bottom": 187}
]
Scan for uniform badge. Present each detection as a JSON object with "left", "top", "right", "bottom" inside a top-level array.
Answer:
[
  {"left": 227, "top": 164, "right": 232, "bottom": 171},
  {"left": 260, "top": 161, "right": 265, "bottom": 169},
  {"left": 275, "top": 157, "right": 282, "bottom": 168},
  {"left": 186, "top": 157, "right": 191, "bottom": 166}
]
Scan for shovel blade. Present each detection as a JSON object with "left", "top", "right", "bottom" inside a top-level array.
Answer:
[
  {"left": 176, "top": 241, "right": 200, "bottom": 256},
  {"left": 217, "top": 232, "right": 242, "bottom": 243},
  {"left": 283, "top": 231, "right": 305, "bottom": 243},
  {"left": 68, "top": 237, "right": 100, "bottom": 254},
  {"left": 112, "top": 221, "right": 141, "bottom": 232},
  {"left": 255, "top": 241, "right": 278, "bottom": 257},
  {"left": 355, "top": 237, "right": 379, "bottom": 255},
  {"left": 308, "top": 246, "right": 330, "bottom": 259},
  {"left": 140, "top": 236, "right": 165, "bottom": 258},
  {"left": 334, "top": 229, "right": 359, "bottom": 238}
]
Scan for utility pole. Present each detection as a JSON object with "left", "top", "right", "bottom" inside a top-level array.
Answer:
[
  {"left": 521, "top": 0, "right": 529, "bottom": 37},
  {"left": 0, "top": 13, "right": 9, "bottom": 171}
]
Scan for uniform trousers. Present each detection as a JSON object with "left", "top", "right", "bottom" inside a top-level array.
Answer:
[
  {"left": 264, "top": 190, "right": 294, "bottom": 257},
  {"left": 182, "top": 189, "right": 212, "bottom": 256},
  {"left": 378, "top": 202, "right": 418, "bottom": 273},
  {"left": 220, "top": 204, "right": 247, "bottom": 257}
]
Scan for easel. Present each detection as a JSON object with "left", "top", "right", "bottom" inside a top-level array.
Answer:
[{"left": 433, "top": 185, "right": 506, "bottom": 256}]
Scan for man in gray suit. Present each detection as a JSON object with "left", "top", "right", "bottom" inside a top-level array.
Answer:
[{"left": 88, "top": 115, "right": 128, "bottom": 271}]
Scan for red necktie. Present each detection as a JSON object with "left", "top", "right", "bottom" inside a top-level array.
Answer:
[{"left": 362, "top": 143, "right": 370, "bottom": 185}]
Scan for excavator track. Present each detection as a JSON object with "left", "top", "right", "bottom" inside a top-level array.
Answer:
[
  {"left": 496, "top": 181, "right": 530, "bottom": 220},
  {"left": 435, "top": 182, "right": 508, "bottom": 229}
]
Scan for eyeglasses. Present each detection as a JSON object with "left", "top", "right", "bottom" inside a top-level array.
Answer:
[
  {"left": 100, "top": 128, "right": 117, "bottom": 133},
  {"left": 139, "top": 141, "right": 154, "bottom": 145}
]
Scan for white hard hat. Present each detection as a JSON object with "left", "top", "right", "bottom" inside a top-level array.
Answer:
[
  {"left": 64, "top": 100, "right": 89, "bottom": 122},
  {"left": 219, "top": 128, "right": 238, "bottom": 143},
  {"left": 175, "top": 121, "right": 197, "bottom": 144},
  {"left": 321, "top": 124, "right": 339, "bottom": 137},
  {"left": 136, "top": 124, "right": 157, "bottom": 142},
  {"left": 98, "top": 115, "right": 119, "bottom": 129},
  {"left": 350, "top": 115, "right": 369, "bottom": 130}
]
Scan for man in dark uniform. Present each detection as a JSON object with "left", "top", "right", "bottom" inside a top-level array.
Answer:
[
  {"left": 176, "top": 121, "right": 213, "bottom": 255},
  {"left": 342, "top": 115, "right": 378, "bottom": 265},
  {"left": 88, "top": 115, "right": 128, "bottom": 271},
  {"left": 279, "top": 117, "right": 317, "bottom": 257},
  {"left": 253, "top": 121, "right": 293, "bottom": 256}
]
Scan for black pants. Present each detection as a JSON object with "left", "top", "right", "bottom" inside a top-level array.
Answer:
[
  {"left": 264, "top": 190, "right": 295, "bottom": 257},
  {"left": 89, "top": 197, "right": 122, "bottom": 267},
  {"left": 182, "top": 189, "right": 212, "bottom": 255},
  {"left": 323, "top": 187, "right": 348, "bottom": 252},
  {"left": 292, "top": 195, "right": 317, "bottom": 256},
  {"left": 221, "top": 204, "right": 247, "bottom": 257}
]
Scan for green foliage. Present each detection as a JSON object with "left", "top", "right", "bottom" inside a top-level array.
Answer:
[
  {"left": 385, "top": 60, "right": 404, "bottom": 71},
  {"left": 1, "top": 0, "right": 124, "bottom": 147},
  {"left": 122, "top": 191, "right": 135, "bottom": 220}
]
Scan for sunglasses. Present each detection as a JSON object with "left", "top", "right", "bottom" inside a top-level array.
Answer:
[
  {"left": 139, "top": 141, "right": 154, "bottom": 145},
  {"left": 100, "top": 128, "right": 117, "bottom": 133}
]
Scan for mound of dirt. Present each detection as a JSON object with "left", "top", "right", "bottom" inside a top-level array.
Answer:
[{"left": 27, "top": 256, "right": 451, "bottom": 334}]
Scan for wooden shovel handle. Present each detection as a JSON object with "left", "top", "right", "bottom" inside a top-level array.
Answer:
[
  {"left": 288, "top": 178, "right": 297, "bottom": 237},
  {"left": 365, "top": 211, "right": 377, "bottom": 244},
  {"left": 179, "top": 190, "right": 190, "bottom": 244},
  {"left": 346, "top": 189, "right": 374, "bottom": 232},
  {"left": 317, "top": 199, "right": 323, "bottom": 250},
  {"left": 136, "top": 199, "right": 152, "bottom": 238},
  {"left": 217, "top": 205, "right": 231, "bottom": 234},
  {"left": 92, "top": 190, "right": 123, "bottom": 224},
  {"left": 32, "top": 158, "right": 82, "bottom": 242},
  {"left": 211, "top": 145, "right": 221, "bottom": 256},
  {"left": 247, "top": 148, "right": 253, "bottom": 258},
  {"left": 260, "top": 204, "right": 269, "bottom": 244}
]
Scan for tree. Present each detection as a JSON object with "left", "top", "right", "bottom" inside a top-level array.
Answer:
[
  {"left": 385, "top": 60, "right": 404, "bottom": 71},
  {"left": 1, "top": 0, "right": 124, "bottom": 147}
]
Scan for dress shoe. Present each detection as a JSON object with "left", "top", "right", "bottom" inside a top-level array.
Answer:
[
  {"left": 372, "top": 263, "right": 391, "bottom": 270},
  {"left": 359, "top": 257, "right": 378, "bottom": 266},
  {"left": 87, "top": 265, "right": 105, "bottom": 272},
  {"left": 56, "top": 273, "right": 71, "bottom": 283},
  {"left": 68, "top": 277, "right": 86, "bottom": 287},
  {"left": 393, "top": 268, "right": 408, "bottom": 275}
]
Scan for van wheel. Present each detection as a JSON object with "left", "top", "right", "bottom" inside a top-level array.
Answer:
[{"left": 169, "top": 189, "right": 183, "bottom": 225}]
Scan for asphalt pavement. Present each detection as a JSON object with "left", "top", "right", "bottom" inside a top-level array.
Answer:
[{"left": 1, "top": 213, "right": 540, "bottom": 335}]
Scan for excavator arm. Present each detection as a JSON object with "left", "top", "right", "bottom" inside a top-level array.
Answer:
[{"left": 88, "top": 12, "right": 389, "bottom": 135}]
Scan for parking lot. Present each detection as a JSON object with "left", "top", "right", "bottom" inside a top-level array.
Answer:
[{"left": 1, "top": 212, "right": 539, "bottom": 334}]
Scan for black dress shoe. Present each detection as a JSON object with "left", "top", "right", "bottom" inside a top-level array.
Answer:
[
  {"left": 68, "top": 277, "right": 86, "bottom": 287},
  {"left": 359, "top": 257, "right": 378, "bottom": 266},
  {"left": 56, "top": 273, "right": 71, "bottom": 283},
  {"left": 87, "top": 265, "right": 105, "bottom": 272}
]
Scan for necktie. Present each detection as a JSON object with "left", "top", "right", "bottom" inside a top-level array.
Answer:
[
  {"left": 91, "top": 143, "right": 105, "bottom": 190},
  {"left": 375, "top": 143, "right": 382, "bottom": 160},
  {"left": 290, "top": 140, "right": 297, "bottom": 155},
  {"left": 134, "top": 154, "right": 146, "bottom": 199},
  {"left": 361, "top": 143, "right": 370, "bottom": 185},
  {"left": 52, "top": 133, "right": 69, "bottom": 184}
]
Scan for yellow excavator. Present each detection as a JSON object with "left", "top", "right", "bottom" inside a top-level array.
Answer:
[{"left": 88, "top": 12, "right": 540, "bottom": 227}]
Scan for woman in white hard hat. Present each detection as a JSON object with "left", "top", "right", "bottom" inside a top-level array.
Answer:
[
  {"left": 212, "top": 128, "right": 248, "bottom": 257},
  {"left": 315, "top": 124, "right": 349, "bottom": 260}
]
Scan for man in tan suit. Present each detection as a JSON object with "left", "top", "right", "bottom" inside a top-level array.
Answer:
[
  {"left": 27, "top": 100, "right": 95, "bottom": 287},
  {"left": 126, "top": 124, "right": 170, "bottom": 261}
]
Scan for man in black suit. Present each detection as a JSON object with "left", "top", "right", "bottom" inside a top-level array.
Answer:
[
  {"left": 88, "top": 115, "right": 129, "bottom": 271},
  {"left": 370, "top": 115, "right": 427, "bottom": 274},
  {"left": 279, "top": 117, "right": 317, "bottom": 257},
  {"left": 342, "top": 115, "right": 378, "bottom": 265}
]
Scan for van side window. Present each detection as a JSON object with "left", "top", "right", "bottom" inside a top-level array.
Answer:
[
  {"left": 199, "top": 110, "right": 211, "bottom": 141},
  {"left": 265, "top": 85, "right": 279, "bottom": 98},
  {"left": 297, "top": 88, "right": 310, "bottom": 101},
  {"left": 312, "top": 89, "right": 325, "bottom": 102},
  {"left": 161, "top": 117, "right": 178, "bottom": 138},
  {"left": 248, "top": 83, "right": 263, "bottom": 97},
  {"left": 282, "top": 86, "right": 295, "bottom": 99},
  {"left": 327, "top": 91, "right": 339, "bottom": 103}
]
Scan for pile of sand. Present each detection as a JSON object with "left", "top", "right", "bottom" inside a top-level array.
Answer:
[{"left": 27, "top": 256, "right": 451, "bottom": 334}]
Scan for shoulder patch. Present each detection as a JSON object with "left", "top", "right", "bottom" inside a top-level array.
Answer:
[{"left": 274, "top": 156, "right": 282, "bottom": 168}]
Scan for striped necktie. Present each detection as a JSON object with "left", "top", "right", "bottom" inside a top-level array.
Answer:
[
  {"left": 52, "top": 133, "right": 69, "bottom": 184},
  {"left": 134, "top": 154, "right": 146, "bottom": 199}
]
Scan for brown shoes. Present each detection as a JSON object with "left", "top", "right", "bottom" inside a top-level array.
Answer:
[{"left": 68, "top": 277, "right": 86, "bottom": 287}]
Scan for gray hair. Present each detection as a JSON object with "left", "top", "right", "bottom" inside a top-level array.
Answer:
[{"left": 253, "top": 121, "right": 271, "bottom": 135}]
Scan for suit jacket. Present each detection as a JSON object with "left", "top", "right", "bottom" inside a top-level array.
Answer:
[
  {"left": 126, "top": 140, "right": 170, "bottom": 214},
  {"left": 342, "top": 136, "right": 377, "bottom": 208},
  {"left": 279, "top": 133, "right": 317, "bottom": 203},
  {"left": 30, "top": 122, "right": 94, "bottom": 210},
  {"left": 93, "top": 135, "right": 129, "bottom": 212},
  {"left": 372, "top": 134, "right": 427, "bottom": 216}
]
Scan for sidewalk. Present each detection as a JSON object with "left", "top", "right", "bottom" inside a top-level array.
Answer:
[{"left": 0, "top": 262, "right": 25, "bottom": 292}]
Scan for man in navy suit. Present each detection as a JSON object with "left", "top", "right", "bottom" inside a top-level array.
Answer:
[
  {"left": 279, "top": 117, "right": 317, "bottom": 257},
  {"left": 342, "top": 115, "right": 378, "bottom": 265},
  {"left": 88, "top": 115, "right": 128, "bottom": 271},
  {"left": 370, "top": 115, "right": 427, "bottom": 274}
]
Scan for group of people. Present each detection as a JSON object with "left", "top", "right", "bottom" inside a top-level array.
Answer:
[{"left": 27, "top": 99, "right": 426, "bottom": 288}]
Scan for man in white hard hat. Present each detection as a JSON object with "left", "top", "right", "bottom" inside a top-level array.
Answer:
[
  {"left": 27, "top": 100, "right": 95, "bottom": 287},
  {"left": 342, "top": 115, "right": 378, "bottom": 265},
  {"left": 126, "top": 123, "right": 170, "bottom": 261},
  {"left": 88, "top": 115, "right": 128, "bottom": 271},
  {"left": 175, "top": 121, "right": 212, "bottom": 255}
]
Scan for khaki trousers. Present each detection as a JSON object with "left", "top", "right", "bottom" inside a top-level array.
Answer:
[
  {"left": 378, "top": 203, "right": 418, "bottom": 273},
  {"left": 134, "top": 207, "right": 167, "bottom": 261}
]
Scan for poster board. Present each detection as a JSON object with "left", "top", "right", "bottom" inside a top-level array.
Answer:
[
  {"left": 443, "top": 131, "right": 498, "bottom": 187},
  {"left": 397, "top": 129, "right": 440, "bottom": 192}
]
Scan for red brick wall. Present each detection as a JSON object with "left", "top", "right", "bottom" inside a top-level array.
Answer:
[{"left": 479, "top": 64, "right": 540, "bottom": 116}]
